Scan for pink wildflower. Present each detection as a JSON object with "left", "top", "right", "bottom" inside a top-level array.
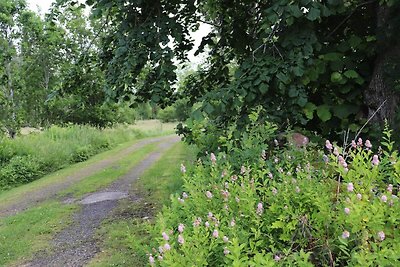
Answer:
[
  {"left": 295, "top": 186, "right": 300, "bottom": 193},
  {"left": 325, "top": 140, "right": 333, "bottom": 150},
  {"left": 274, "top": 255, "right": 281, "bottom": 262},
  {"left": 372, "top": 155, "right": 379, "bottom": 166},
  {"left": 193, "top": 218, "right": 201, "bottom": 227},
  {"left": 221, "top": 190, "right": 229, "bottom": 201},
  {"left": 177, "top": 197, "right": 184, "bottom": 203},
  {"left": 272, "top": 188, "right": 278, "bottom": 195},
  {"left": 351, "top": 140, "right": 357, "bottom": 148},
  {"left": 162, "top": 232, "right": 169, "bottom": 241},
  {"left": 365, "top": 140, "right": 372, "bottom": 149},
  {"left": 213, "top": 229, "right": 219, "bottom": 238},
  {"left": 178, "top": 234, "right": 184, "bottom": 244},
  {"left": 256, "top": 202, "right": 264, "bottom": 215},
  {"left": 377, "top": 231, "right": 385, "bottom": 241},
  {"left": 268, "top": 172, "right": 273, "bottom": 179},
  {"left": 240, "top": 166, "right": 246, "bottom": 174},
  {"left": 231, "top": 175, "right": 237, "bottom": 182},
  {"left": 221, "top": 169, "right": 227, "bottom": 177},
  {"left": 224, "top": 247, "right": 230, "bottom": 255},
  {"left": 357, "top": 138, "right": 363, "bottom": 146},
  {"left": 223, "top": 236, "right": 229, "bottom": 243},
  {"left": 347, "top": 182, "right": 354, "bottom": 192},
  {"left": 210, "top": 153, "right": 216, "bottom": 164},
  {"left": 207, "top": 212, "right": 213, "bottom": 219},
  {"left": 180, "top": 163, "right": 186, "bottom": 173},
  {"left": 158, "top": 255, "right": 163, "bottom": 261},
  {"left": 158, "top": 246, "right": 164, "bottom": 254},
  {"left": 178, "top": 223, "right": 185, "bottom": 233},
  {"left": 338, "top": 156, "right": 347, "bottom": 168},
  {"left": 206, "top": 191, "right": 213, "bottom": 199},
  {"left": 261, "top": 150, "right": 267, "bottom": 160},
  {"left": 164, "top": 243, "right": 171, "bottom": 251},
  {"left": 230, "top": 218, "right": 236, "bottom": 227},
  {"left": 387, "top": 184, "right": 393, "bottom": 193},
  {"left": 356, "top": 193, "right": 362, "bottom": 200},
  {"left": 182, "top": 192, "right": 188, "bottom": 199},
  {"left": 342, "top": 230, "right": 350, "bottom": 239},
  {"left": 333, "top": 147, "right": 339, "bottom": 156},
  {"left": 381, "top": 195, "right": 388, "bottom": 203},
  {"left": 344, "top": 207, "right": 350, "bottom": 214},
  {"left": 149, "top": 255, "right": 155, "bottom": 266},
  {"left": 205, "top": 221, "right": 210, "bottom": 228}
]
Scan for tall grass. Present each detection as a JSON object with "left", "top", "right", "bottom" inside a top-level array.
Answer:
[{"left": 0, "top": 123, "right": 165, "bottom": 190}]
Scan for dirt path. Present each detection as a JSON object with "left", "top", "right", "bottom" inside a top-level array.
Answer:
[
  {"left": 21, "top": 137, "right": 180, "bottom": 267},
  {"left": 0, "top": 135, "right": 179, "bottom": 218}
]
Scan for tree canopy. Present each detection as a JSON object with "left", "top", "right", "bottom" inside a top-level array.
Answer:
[{"left": 69, "top": 0, "right": 400, "bottom": 142}]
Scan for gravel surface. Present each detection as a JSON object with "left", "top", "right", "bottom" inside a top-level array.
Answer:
[
  {"left": 0, "top": 135, "right": 178, "bottom": 218},
  {"left": 25, "top": 136, "right": 180, "bottom": 267}
]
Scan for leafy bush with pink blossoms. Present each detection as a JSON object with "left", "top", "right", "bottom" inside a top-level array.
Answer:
[{"left": 148, "top": 124, "right": 400, "bottom": 266}]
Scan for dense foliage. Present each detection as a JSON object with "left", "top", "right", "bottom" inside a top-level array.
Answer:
[
  {"left": 0, "top": 0, "right": 137, "bottom": 134},
  {"left": 79, "top": 0, "right": 400, "bottom": 143},
  {"left": 149, "top": 120, "right": 400, "bottom": 266}
]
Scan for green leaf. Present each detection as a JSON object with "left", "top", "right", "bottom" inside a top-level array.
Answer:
[
  {"left": 307, "top": 8, "right": 321, "bottom": 21},
  {"left": 204, "top": 103, "right": 214, "bottom": 114},
  {"left": 259, "top": 83, "right": 268, "bottom": 94},
  {"left": 344, "top": 70, "right": 359, "bottom": 79},
  {"left": 297, "top": 96, "right": 307, "bottom": 107},
  {"left": 331, "top": 72, "right": 343, "bottom": 83},
  {"left": 276, "top": 72, "right": 290, "bottom": 84},
  {"left": 288, "top": 5, "right": 303, "bottom": 18},
  {"left": 348, "top": 35, "right": 362, "bottom": 48},
  {"left": 293, "top": 66, "right": 304, "bottom": 77},
  {"left": 316, "top": 105, "right": 331, "bottom": 122},
  {"left": 288, "top": 87, "right": 298, "bottom": 97},
  {"left": 303, "top": 102, "right": 317, "bottom": 119},
  {"left": 333, "top": 104, "right": 358, "bottom": 119}
]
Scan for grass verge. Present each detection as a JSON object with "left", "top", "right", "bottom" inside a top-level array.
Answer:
[
  {"left": 87, "top": 142, "right": 197, "bottom": 267},
  {"left": 0, "top": 139, "right": 169, "bottom": 266},
  {"left": 0, "top": 201, "right": 78, "bottom": 266},
  {"left": 0, "top": 134, "right": 173, "bottom": 210}
]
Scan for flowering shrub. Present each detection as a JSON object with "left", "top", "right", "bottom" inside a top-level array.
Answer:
[{"left": 148, "top": 127, "right": 400, "bottom": 266}]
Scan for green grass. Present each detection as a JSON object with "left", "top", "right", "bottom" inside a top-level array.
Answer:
[
  {"left": 88, "top": 142, "right": 197, "bottom": 267},
  {"left": 0, "top": 201, "right": 78, "bottom": 266}
]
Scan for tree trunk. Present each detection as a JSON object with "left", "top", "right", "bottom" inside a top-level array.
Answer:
[{"left": 364, "top": 4, "right": 400, "bottom": 124}]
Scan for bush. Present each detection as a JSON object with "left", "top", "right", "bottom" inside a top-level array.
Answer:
[
  {"left": 148, "top": 126, "right": 400, "bottom": 266},
  {"left": 0, "top": 156, "right": 43, "bottom": 189},
  {"left": 158, "top": 107, "right": 177, "bottom": 123}
]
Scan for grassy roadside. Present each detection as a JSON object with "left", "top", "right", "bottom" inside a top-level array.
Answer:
[
  {"left": 0, "top": 135, "right": 173, "bottom": 210},
  {"left": 0, "top": 140, "right": 173, "bottom": 266},
  {"left": 0, "top": 201, "right": 78, "bottom": 266},
  {"left": 88, "top": 142, "right": 197, "bottom": 267}
]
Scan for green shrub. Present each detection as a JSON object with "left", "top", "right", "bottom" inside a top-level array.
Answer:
[
  {"left": 72, "top": 145, "right": 94, "bottom": 162},
  {"left": 148, "top": 126, "right": 400, "bottom": 266},
  {"left": 0, "top": 156, "right": 43, "bottom": 189},
  {"left": 158, "top": 106, "right": 177, "bottom": 123}
]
